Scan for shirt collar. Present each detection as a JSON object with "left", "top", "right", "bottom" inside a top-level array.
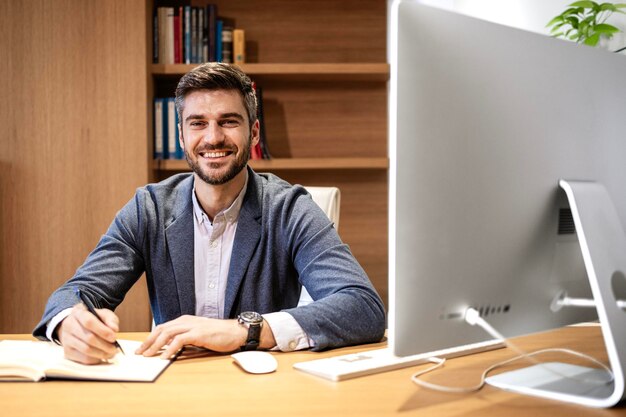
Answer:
[{"left": 192, "top": 170, "right": 249, "bottom": 225}]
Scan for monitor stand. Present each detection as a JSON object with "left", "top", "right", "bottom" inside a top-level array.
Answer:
[{"left": 486, "top": 180, "right": 626, "bottom": 408}]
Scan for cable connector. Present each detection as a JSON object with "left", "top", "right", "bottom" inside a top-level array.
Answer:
[{"left": 464, "top": 307, "right": 481, "bottom": 326}]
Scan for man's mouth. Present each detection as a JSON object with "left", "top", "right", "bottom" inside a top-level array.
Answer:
[{"left": 198, "top": 150, "right": 232, "bottom": 159}]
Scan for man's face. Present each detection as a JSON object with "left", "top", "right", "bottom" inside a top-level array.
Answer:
[{"left": 179, "top": 89, "right": 259, "bottom": 185}]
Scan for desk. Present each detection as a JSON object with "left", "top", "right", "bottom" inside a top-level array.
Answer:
[{"left": 1, "top": 326, "right": 623, "bottom": 416}]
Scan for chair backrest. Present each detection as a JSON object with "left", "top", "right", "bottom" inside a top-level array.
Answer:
[
  {"left": 297, "top": 186, "right": 341, "bottom": 306},
  {"left": 303, "top": 186, "right": 341, "bottom": 230}
]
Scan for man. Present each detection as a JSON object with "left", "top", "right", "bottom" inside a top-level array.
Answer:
[{"left": 33, "top": 63, "right": 386, "bottom": 364}]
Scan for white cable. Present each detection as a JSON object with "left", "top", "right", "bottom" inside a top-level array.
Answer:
[{"left": 410, "top": 308, "right": 613, "bottom": 393}]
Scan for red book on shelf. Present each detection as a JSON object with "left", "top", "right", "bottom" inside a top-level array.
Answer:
[{"left": 174, "top": 14, "right": 180, "bottom": 64}]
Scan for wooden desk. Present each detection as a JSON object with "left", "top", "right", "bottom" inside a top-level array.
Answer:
[{"left": 1, "top": 326, "right": 623, "bottom": 416}]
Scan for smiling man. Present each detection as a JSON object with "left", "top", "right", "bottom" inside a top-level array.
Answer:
[{"left": 33, "top": 63, "right": 386, "bottom": 364}]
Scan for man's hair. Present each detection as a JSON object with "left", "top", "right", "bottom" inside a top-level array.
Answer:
[{"left": 175, "top": 62, "right": 257, "bottom": 128}]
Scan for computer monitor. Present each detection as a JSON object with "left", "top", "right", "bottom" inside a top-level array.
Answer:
[{"left": 389, "top": 0, "right": 626, "bottom": 407}]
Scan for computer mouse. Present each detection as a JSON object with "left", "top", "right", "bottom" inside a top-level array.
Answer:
[{"left": 231, "top": 351, "right": 278, "bottom": 374}]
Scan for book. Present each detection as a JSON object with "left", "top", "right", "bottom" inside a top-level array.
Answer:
[
  {"left": 184, "top": 6, "right": 191, "bottom": 64},
  {"left": 257, "top": 87, "right": 272, "bottom": 159},
  {"left": 174, "top": 14, "right": 181, "bottom": 64},
  {"left": 153, "top": 8, "right": 159, "bottom": 63},
  {"left": 206, "top": 4, "right": 217, "bottom": 62},
  {"left": 165, "top": 97, "right": 183, "bottom": 159},
  {"left": 233, "top": 28, "right": 245, "bottom": 64},
  {"left": 191, "top": 7, "right": 197, "bottom": 63},
  {"left": 0, "top": 339, "right": 171, "bottom": 382},
  {"left": 154, "top": 98, "right": 165, "bottom": 159},
  {"left": 221, "top": 25, "right": 233, "bottom": 63},
  {"left": 216, "top": 19, "right": 223, "bottom": 62},
  {"left": 198, "top": 7, "right": 205, "bottom": 62}
]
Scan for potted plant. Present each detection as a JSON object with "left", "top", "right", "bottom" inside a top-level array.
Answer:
[{"left": 547, "top": 1, "right": 626, "bottom": 50}]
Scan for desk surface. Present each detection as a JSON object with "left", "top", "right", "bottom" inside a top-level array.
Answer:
[{"left": 1, "top": 326, "right": 623, "bottom": 416}]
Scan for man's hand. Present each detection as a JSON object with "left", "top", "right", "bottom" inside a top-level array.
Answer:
[
  {"left": 57, "top": 304, "right": 121, "bottom": 365},
  {"left": 136, "top": 315, "right": 276, "bottom": 359}
]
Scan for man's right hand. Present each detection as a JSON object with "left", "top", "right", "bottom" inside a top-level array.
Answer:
[{"left": 57, "top": 304, "right": 121, "bottom": 365}]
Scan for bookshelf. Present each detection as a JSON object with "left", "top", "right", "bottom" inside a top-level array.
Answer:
[{"left": 148, "top": 0, "right": 389, "bottom": 305}]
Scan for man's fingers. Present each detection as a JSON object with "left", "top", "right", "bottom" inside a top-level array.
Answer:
[
  {"left": 59, "top": 306, "right": 119, "bottom": 364},
  {"left": 95, "top": 308, "right": 120, "bottom": 333},
  {"left": 75, "top": 308, "right": 118, "bottom": 344}
]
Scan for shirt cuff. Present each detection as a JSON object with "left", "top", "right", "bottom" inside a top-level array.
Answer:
[
  {"left": 45, "top": 308, "right": 73, "bottom": 343},
  {"left": 262, "top": 311, "right": 314, "bottom": 352}
]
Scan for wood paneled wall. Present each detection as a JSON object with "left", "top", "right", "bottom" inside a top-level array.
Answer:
[{"left": 0, "top": 1, "right": 152, "bottom": 333}]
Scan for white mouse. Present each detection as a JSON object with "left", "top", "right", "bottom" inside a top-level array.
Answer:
[{"left": 231, "top": 351, "right": 278, "bottom": 374}]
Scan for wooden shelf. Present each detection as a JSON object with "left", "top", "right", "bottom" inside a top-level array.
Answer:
[
  {"left": 154, "top": 157, "right": 389, "bottom": 171},
  {"left": 151, "top": 63, "right": 390, "bottom": 81}
]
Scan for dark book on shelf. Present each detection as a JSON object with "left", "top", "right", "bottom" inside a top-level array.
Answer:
[
  {"left": 221, "top": 25, "right": 233, "bottom": 63},
  {"left": 254, "top": 84, "right": 272, "bottom": 160},
  {"left": 153, "top": 9, "right": 159, "bottom": 63},
  {"left": 206, "top": 4, "right": 218, "bottom": 62}
]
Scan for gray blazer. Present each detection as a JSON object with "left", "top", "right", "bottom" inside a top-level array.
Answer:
[{"left": 33, "top": 168, "right": 386, "bottom": 350}]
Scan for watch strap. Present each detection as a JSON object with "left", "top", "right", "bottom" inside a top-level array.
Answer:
[{"left": 241, "top": 324, "right": 261, "bottom": 351}]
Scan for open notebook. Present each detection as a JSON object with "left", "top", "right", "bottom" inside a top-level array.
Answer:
[{"left": 0, "top": 339, "right": 171, "bottom": 382}]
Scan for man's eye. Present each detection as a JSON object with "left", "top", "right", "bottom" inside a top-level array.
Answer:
[
  {"left": 190, "top": 121, "right": 205, "bottom": 127},
  {"left": 221, "top": 120, "right": 239, "bottom": 127}
]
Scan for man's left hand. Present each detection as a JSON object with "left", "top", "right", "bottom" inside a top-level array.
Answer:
[{"left": 135, "top": 315, "right": 276, "bottom": 359}]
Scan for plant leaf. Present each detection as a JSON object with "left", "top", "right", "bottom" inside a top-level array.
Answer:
[
  {"left": 550, "top": 23, "right": 566, "bottom": 34},
  {"left": 567, "top": 16, "right": 581, "bottom": 28},
  {"left": 546, "top": 16, "right": 565, "bottom": 27},
  {"left": 599, "top": 3, "right": 617, "bottom": 12},
  {"left": 569, "top": 1, "right": 596, "bottom": 9},
  {"left": 562, "top": 7, "right": 581, "bottom": 16},
  {"left": 584, "top": 33, "right": 601, "bottom": 45},
  {"left": 594, "top": 23, "right": 620, "bottom": 34}
]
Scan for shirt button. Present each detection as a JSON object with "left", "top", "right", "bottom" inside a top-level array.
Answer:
[
  {"left": 209, "top": 282, "right": 215, "bottom": 289},
  {"left": 210, "top": 240, "right": 218, "bottom": 248},
  {"left": 288, "top": 341, "right": 297, "bottom": 350}
]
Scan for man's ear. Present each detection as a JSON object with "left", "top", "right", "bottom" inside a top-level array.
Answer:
[
  {"left": 250, "top": 119, "right": 260, "bottom": 147},
  {"left": 178, "top": 123, "right": 184, "bottom": 149}
]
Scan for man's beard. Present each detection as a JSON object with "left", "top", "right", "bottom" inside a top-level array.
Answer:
[{"left": 183, "top": 135, "right": 251, "bottom": 185}]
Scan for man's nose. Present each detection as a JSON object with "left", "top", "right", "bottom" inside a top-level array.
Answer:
[{"left": 202, "top": 122, "right": 225, "bottom": 145}]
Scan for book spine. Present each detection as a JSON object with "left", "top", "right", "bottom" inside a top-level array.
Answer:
[
  {"left": 178, "top": 6, "right": 184, "bottom": 64},
  {"left": 162, "top": 97, "right": 169, "bottom": 159},
  {"left": 166, "top": 98, "right": 177, "bottom": 159},
  {"left": 153, "top": 8, "right": 159, "bottom": 63},
  {"left": 221, "top": 26, "right": 233, "bottom": 63},
  {"left": 216, "top": 20, "right": 223, "bottom": 62},
  {"left": 198, "top": 7, "right": 205, "bottom": 63},
  {"left": 165, "top": 7, "right": 175, "bottom": 64},
  {"left": 255, "top": 86, "right": 272, "bottom": 159},
  {"left": 175, "top": 105, "right": 183, "bottom": 159},
  {"left": 191, "top": 7, "right": 197, "bottom": 63},
  {"left": 233, "top": 29, "right": 245, "bottom": 65},
  {"left": 207, "top": 4, "right": 217, "bottom": 62},
  {"left": 158, "top": 8, "right": 166, "bottom": 64},
  {"left": 154, "top": 98, "right": 164, "bottom": 159},
  {"left": 173, "top": 14, "right": 180, "bottom": 64},
  {"left": 184, "top": 6, "right": 191, "bottom": 64}
]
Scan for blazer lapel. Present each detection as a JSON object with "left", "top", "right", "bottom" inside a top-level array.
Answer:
[
  {"left": 164, "top": 177, "right": 196, "bottom": 317},
  {"left": 224, "top": 169, "right": 262, "bottom": 317}
]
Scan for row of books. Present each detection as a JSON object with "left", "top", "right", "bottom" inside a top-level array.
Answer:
[
  {"left": 154, "top": 86, "right": 271, "bottom": 160},
  {"left": 153, "top": 6, "right": 245, "bottom": 65}
]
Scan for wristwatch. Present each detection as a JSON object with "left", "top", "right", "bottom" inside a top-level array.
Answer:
[{"left": 237, "top": 311, "right": 263, "bottom": 351}]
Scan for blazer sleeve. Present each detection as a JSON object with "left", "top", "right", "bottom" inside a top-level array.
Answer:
[
  {"left": 280, "top": 188, "right": 386, "bottom": 351},
  {"left": 32, "top": 192, "right": 147, "bottom": 339}
]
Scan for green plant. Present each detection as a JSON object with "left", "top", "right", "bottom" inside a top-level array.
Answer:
[{"left": 547, "top": 1, "right": 626, "bottom": 46}]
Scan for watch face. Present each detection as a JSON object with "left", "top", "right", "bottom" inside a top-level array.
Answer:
[{"left": 240, "top": 311, "right": 263, "bottom": 324}]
